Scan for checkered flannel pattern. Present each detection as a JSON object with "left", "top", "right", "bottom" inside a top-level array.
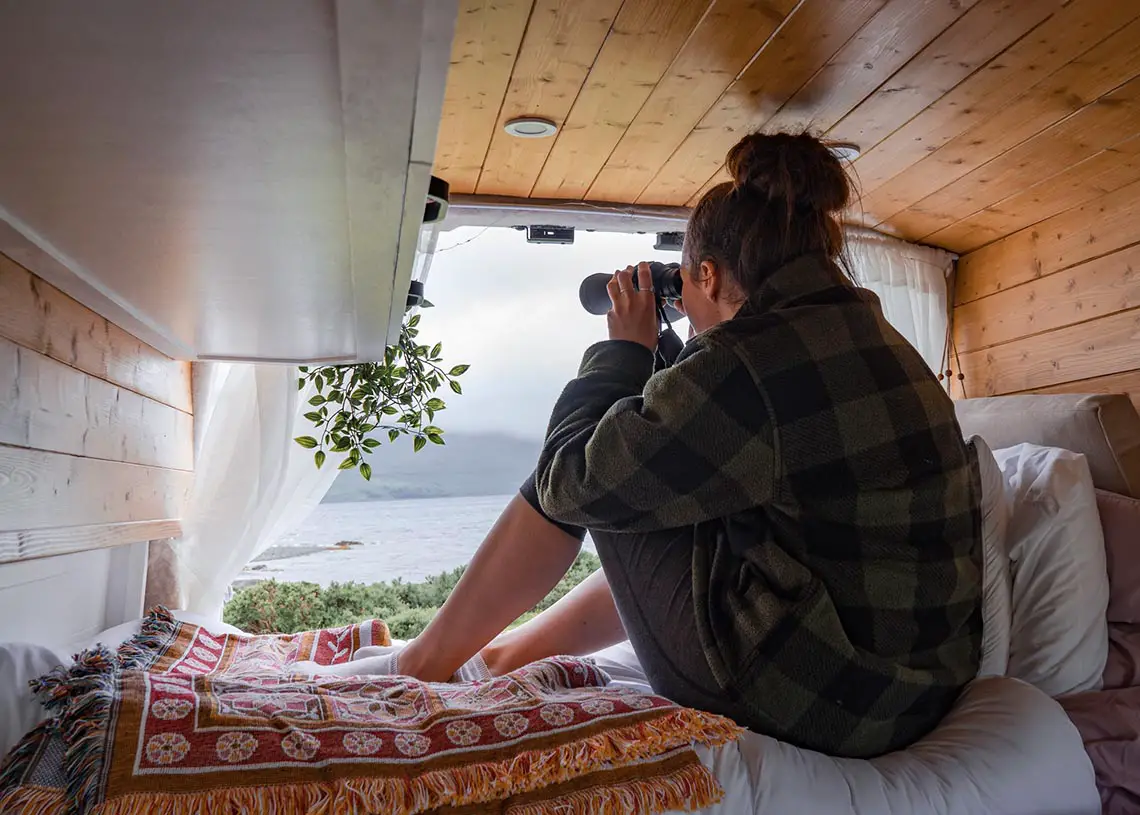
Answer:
[{"left": 536, "top": 254, "right": 982, "bottom": 758}]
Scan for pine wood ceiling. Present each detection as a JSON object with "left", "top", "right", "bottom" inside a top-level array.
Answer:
[{"left": 433, "top": 0, "right": 1140, "bottom": 253}]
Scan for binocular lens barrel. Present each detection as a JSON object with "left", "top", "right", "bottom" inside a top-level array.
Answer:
[{"left": 578, "top": 262, "right": 683, "bottom": 315}]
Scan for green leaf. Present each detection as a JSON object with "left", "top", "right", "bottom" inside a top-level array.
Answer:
[
  {"left": 308, "top": 395, "right": 326, "bottom": 406},
  {"left": 381, "top": 405, "right": 398, "bottom": 416},
  {"left": 299, "top": 366, "right": 310, "bottom": 373},
  {"left": 315, "top": 374, "right": 324, "bottom": 392},
  {"left": 413, "top": 435, "right": 427, "bottom": 453},
  {"left": 297, "top": 377, "right": 306, "bottom": 390},
  {"left": 408, "top": 314, "right": 421, "bottom": 328},
  {"left": 363, "top": 438, "right": 381, "bottom": 449},
  {"left": 424, "top": 426, "right": 443, "bottom": 436},
  {"left": 426, "top": 398, "right": 445, "bottom": 411},
  {"left": 332, "top": 439, "right": 351, "bottom": 453},
  {"left": 449, "top": 364, "right": 470, "bottom": 377},
  {"left": 314, "top": 450, "right": 326, "bottom": 469},
  {"left": 338, "top": 456, "right": 357, "bottom": 470},
  {"left": 450, "top": 380, "right": 462, "bottom": 394},
  {"left": 427, "top": 433, "right": 444, "bottom": 446},
  {"left": 303, "top": 411, "right": 323, "bottom": 423},
  {"left": 294, "top": 436, "right": 318, "bottom": 449},
  {"left": 431, "top": 342, "right": 442, "bottom": 358},
  {"left": 388, "top": 429, "right": 400, "bottom": 443},
  {"left": 359, "top": 462, "right": 372, "bottom": 481}
]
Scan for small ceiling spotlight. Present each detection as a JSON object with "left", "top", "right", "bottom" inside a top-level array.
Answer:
[{"left": 504, "top": 117, "right": 558, "bottom": 139}]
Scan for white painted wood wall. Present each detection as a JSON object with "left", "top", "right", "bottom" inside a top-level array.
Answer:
[{"left": 0, "top": 251, "right": 192, "bottom": 619}]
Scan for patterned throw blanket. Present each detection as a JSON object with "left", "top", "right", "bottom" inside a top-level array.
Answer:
[{"left": 0, "top": 608, "right": 742, "bottom": 815}]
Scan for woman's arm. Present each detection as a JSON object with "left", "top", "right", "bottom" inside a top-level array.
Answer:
[{"left": 536, "top": 335, "right": 775, "bottom": 533}]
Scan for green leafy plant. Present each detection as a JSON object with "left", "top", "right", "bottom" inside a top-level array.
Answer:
[
  {"left": 293, "top": 313, "right": 469, "bottom": 480},
  {"left": 224, "top": 551, "right": 603, "bottom": 637}
]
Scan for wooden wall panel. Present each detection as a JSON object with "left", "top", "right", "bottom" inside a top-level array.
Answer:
[
  {"left": 0, "top": 251, "right": 193, "bottom": 565},
  {"left": 955, "top": 177, "right": 1140, "bottom": 303},
  {"left": 0, "top": 336, "right": 194, "bottom": 471},
  {"left": 0, "top": 253, "right": 192, "bottom": 412},
  {"left": 0, "top": 445, "right": 192, "bottom": 532},
  {"left": 951, "top": 176, "right": 1140, "bottom": 412}
]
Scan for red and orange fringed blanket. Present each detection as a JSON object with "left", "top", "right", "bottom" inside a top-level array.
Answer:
[{"left": 0, "top": 607, "right": 742, "bottom": 815}]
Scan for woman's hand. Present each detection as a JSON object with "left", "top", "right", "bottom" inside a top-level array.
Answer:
[{"left": 606, "top": 264, "right": 658, "bottom": 351}]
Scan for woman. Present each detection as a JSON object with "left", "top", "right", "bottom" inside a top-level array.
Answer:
[{"left": 346, "top": 132, "right": 982, "bottom": 759}]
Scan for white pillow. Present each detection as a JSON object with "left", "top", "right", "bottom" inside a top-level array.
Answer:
[
  {"left": 969, "top": 436, "right": 1013, "bottom": 678},
  {"left": 87, "top": 610, "right": 246, "bottom": 652},
  {"left": 994, "top": 443, "right": 1109, "bottom": 696},
  {"left": 0, "top": 642, "right": 70, "bottom": 757}
]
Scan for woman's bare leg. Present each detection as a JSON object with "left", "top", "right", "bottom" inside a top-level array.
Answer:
[
  {"left": 480, "top": 567, "right": 626, "bottom": 676},
  {"left": 397, "top": 493, "right": 586, "bottom": 681}
]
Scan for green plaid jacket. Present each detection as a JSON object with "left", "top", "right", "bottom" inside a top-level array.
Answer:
[{"left": 536, "top": 254, "right": 982, "bottom": 758}]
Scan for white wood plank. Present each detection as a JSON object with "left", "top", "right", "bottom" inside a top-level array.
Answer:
[
  {"left": 0, "top": 337, "right": 193, "bottom": 470},
  {"left": 0, "top": 519, "right": 181, "bottom": 566},
  {"left": 105, "top": 541, "right": 149, "bottom": 624},
  {"left": 0, "top": 253, "right": 192, "bottom": 412},
  {"left": 0, "top": 445, "right": 191, "bottom": 532},
  {"left": 0, "top": 548, "right": 113, "bottom": 647}
]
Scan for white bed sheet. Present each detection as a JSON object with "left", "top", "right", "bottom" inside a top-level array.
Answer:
[{"left": 589, "top": 641, "right": 1101, "bottom": 815}]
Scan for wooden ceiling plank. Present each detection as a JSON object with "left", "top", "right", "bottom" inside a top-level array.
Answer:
[
  {"left": 849, "top": 0, "right": 1140, "bottom": 199},
  {"left": 433, "top": 0, "right": 535, "bottom": 194},
  {"left": 635, "top": 0, "right": 888, "bottom": 207},
  {"left": 952, "top": 242, "right": 1140, "bottom": 355},
  {"left": 955, "top": 306, "right": 1140, "bottom": 397},
  {"left": 760, "top": 0, "right": 982, "bottom": 137},
  {"left": 474, "top": 0, "right": 623, "bottom": 198},
  {"left": 529, "top": 0, "right": 715, "bottom": 200},
  {"left": 829, "top": 0, "right": 1061, "bottom": 164},
  {"left": 955, "top": 177, "right": 1140, "bottom": 305},
  {"left": 861, "top": 14, "right": 1140, "bottom": 227},
  {"left": 930, "top": 134, "right": 1140, "bottom": 252},
  {"left": 583, "top": 0, "right": 801, "bottom": 205},
  {"left": 886, "top": 73, "right": 1140, "bottom": 239}
]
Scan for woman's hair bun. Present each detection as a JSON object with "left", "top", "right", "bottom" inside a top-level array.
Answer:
[{"left": 725, "top": 132, "right": 851, "bottom": 215}]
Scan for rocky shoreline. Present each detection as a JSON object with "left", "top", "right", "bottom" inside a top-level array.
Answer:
[{"left": 230, "top": 541, "right": 365, "bottom": 591}]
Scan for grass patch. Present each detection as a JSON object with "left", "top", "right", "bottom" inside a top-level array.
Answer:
[{"left": 224, "top": 550, "right": 601, "bottom": 639}]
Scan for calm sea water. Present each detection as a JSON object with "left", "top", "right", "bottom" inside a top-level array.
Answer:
[{"left": 244, "top": 495, "right": 596, "bottom": 587}]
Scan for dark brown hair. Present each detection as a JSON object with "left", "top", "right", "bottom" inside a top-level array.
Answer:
[{"left": 684, "top": 131, "right": 852, "bottom": 304}]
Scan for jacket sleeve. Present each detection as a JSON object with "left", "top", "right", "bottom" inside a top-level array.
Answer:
[{"left": 535, "top": 337, "right": 775, "bottom": 533}]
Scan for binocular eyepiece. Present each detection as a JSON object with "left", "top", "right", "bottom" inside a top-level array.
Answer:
[{"left": 578, "top": 262, "right": 683, "bottom": 315}]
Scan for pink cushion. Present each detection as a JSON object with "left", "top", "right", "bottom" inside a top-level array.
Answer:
[{"left": 1097, "top": 489, "right": 1140, "bottom": 624}]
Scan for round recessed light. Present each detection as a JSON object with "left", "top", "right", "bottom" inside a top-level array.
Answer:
[
  {"left": 828, "top": 142, "right": 861, "bottom": 161},
  {"left": 504, "top": 117, "right": 558, "bottom": 139}
]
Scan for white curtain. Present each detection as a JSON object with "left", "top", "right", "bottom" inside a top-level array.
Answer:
[
  {"left": 844, "top": 227, "right": 955, "bottom": 374},
  {"left": 172, "top": 363, "right": 345, "bottom": 617}
]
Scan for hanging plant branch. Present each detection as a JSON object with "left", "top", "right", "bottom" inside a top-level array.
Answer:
[{"left": 293, "top": 312, "right": 469, "bottom": 481}]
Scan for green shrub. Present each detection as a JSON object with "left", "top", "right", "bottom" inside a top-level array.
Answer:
[{"left": 224, "top": 551, "right": 602, "bottom": 638}]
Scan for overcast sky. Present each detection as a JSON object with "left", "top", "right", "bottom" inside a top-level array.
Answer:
[{"left": 414, "top": 227, "right": 686, "bottom": 440}]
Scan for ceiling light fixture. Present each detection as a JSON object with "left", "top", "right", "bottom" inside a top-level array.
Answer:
[
  {"left": 504, "top": 117, "right": 558, "bottom": 139},
  {"left": 828, "top": 142, "right": 861, "bottom": 161}
]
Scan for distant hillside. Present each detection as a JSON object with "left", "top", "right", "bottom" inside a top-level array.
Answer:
[{"left": 322, "top": 432, "right": 542, "bottom": 502}]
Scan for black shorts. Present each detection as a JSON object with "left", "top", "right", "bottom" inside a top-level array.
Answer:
[{"left": 519, "top": 474, "right": 739, "bottom": 722}]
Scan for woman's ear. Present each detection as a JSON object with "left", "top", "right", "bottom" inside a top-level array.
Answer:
[{"left": 698, "top": 259, "right": 720, "bottom": 300}]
